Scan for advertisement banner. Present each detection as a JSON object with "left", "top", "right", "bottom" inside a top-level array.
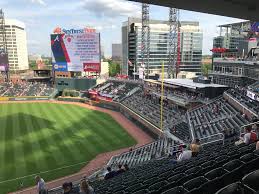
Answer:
[
  {"left": 0, "top": 53, "right": 9, "bottom": 72},
  {"left": 83, "top": 63, "right": 100, "bottom": 72},
  {"left": 51, "top": 28, "right": 101, "bottom": 72},
  {"left": 53, "top": 62, "right": 68, "bottom": 71}
]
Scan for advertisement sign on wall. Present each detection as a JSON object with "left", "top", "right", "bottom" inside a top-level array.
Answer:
[{"left": 51, "top": 28, "right": 101, "bottom": 72}]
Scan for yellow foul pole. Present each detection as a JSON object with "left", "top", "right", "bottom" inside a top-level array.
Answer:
[{"left": 160, "top": 61, "right": 164, "bottom": 132}]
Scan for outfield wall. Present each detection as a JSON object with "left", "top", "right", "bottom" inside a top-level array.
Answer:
[{"left": 0, "top": 96, "right": 51, "bottom": 101}]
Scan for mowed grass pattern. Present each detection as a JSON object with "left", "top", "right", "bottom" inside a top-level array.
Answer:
[{"left": 0, "top": 103, "right": 136, "bottom": 193}]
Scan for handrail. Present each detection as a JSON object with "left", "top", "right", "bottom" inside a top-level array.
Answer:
[
  {"left": 224, "top": 91, "right": 258, "bottom": 117},
  {"left": 199, "top": 133, "right": 225, "bottom": 146},
  {"left": 186, "top": 111, "right": 195, "bottom": 141}
]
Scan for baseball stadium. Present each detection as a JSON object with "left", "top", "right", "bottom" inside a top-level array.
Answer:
[{"left": 1, "top": 1, "right": 259, "bottom": 194}]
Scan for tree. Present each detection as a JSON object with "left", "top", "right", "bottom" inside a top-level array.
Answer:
[
  {"left": 108, "top": 61, "right": 121, "bottom": 77},
  {"left": 201, "top": 63, "right": 212, "bottom": 77}
]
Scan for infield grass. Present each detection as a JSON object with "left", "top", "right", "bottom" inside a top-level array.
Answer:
[{"left": 0, "top": 103, "right": 136, "bottom": 193}]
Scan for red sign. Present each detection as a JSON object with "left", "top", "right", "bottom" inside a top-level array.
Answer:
[{"left": 83, "top": 63, "right": 101, "bottom": 72}]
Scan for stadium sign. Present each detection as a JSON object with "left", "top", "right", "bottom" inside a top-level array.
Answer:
[
  {"left": 53, "top": 27, "right": 96, "bottom": 34},
  {"left": 51, "top": 27, "right": 101, "bottom": 72}
]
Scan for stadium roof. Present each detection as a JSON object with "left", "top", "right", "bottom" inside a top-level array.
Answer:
[
  {"left": 163, "top": 79, "right": 228, "bottom": 89},
  {"left": 129, "top": 0, "right": 259, "bottom": 21}
]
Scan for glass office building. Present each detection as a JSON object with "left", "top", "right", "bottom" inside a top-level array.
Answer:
[{"left": 122, "top": 18, "right": 203, "bottom": 77}]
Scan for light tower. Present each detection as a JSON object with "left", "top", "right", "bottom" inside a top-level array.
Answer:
[
  {"left": 141, "top": 3, "right": 150, "bottom": 79},
  {"left": 0, "top": 9, "right": 9, "bottom": 81},
  {"left": 167, "top": 8, "right": 179, "bottom": 79}
]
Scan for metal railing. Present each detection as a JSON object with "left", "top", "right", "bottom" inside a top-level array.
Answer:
[{"left": 199, "top": 133, "right": 225, "bottom": 146}]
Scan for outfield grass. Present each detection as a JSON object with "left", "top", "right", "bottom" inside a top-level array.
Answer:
[{"left": 0, "top": 103, "right": 136, "bottom": 194}]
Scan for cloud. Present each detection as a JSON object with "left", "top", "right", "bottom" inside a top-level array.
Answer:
[
  {"left": 31, "top": 0, "right": 46, "bottom": 6},
  {"left": 27, "top": 39, "right": 41, "bottom": 46},
  {"left": 81, "top": 0, "right": 141, "bottom": 18}
]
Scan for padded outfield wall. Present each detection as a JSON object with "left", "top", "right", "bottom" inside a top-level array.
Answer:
[{"left": 55, "top": 78, "right": 96, "bottom": 92}]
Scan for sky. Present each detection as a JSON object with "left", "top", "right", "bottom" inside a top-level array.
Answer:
[{"left": 1, "top": 0, "right": 245, "bottom": 57}]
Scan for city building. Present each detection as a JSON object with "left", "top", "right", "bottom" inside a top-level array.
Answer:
[
  {"left": 210, "top": 21, "right": 259, "bottom": 87},
  {"left": 212, "top": 21, "right": 253, "bottom": 58},
  {"left": 112, "top": 43, "right": 122, "bottom": 60},
  {"left": 1, "top": 19, "right": 29, "bottom": 71},
  {"left": 122, "top": 17, "right": 203, "bottom": 77}
]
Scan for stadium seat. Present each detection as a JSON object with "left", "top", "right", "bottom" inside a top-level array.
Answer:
[
  {"left": 183, "top": 176, "right": 208, "bottom": 192},
  {"left": 240, "top": 153, "right": 259, "bottom": 174},
  {"left": 215, "top": 182, "right": 254, "bottom": 194},
  {"left": 222, "top": 159, "right": 245, "bottom": 184},
  {"left": 167, "top": 173, "right": 186, "bottom": 183},
  {"left": 242, "top": 170, "right": 259, "bottom": 192},
  {"left": 161, "top": 186, "right": 187, "bottom": 194},
  {"left": 205, "top": 167, "right": 228, "bottom": 180},
  {"left": 148, "top": 180, "right": 168, "bottom": 193},
  {"left": 125, "top": 183, "right": 144, "bottom": 193},
  {"left": 132, "top": 189, "right": 148, "bottom": 194}
]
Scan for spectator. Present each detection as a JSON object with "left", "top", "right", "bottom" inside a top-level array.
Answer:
[
  {"left": 104, "top": 167, "right": 116, "bottom": 180},
  {"left": 177, "top": 145, "right": 192, "bottom": 162},
  {"left": 256, "top": 141, "right": 259, "bottom": 150},
  {"left": 252, "top": 123, "right": 259, "bottom": 138},
  {"left": 80, "top": 179, "right": 94, "bottom": 194},
  {"left": 35, "top": 175, "right": 47, "bottom": 194},
  {"left": 123, "top": 164, "right": 129, "bottom": 171},
  {"left": 62, "top": 182, "right": 79, "bottom": 194},
  {"left": 235, "top": 126, "right": 257, "bottom": 146},
  {"left": 190, "top": 139, "right": 201, "bottom": 156},
  {"left": 116, "top": 164, "right": 126, "bottom": 175}
]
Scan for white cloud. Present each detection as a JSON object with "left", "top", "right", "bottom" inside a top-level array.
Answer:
[
  {"left": 31, "top": 0, "right": 46, "bottom": 6},
  {"left": 81, "top": 0, "right": 141, "bottom": 18},
  {"left": 27, "top": 39, "right": 41, "bottom": 46}
]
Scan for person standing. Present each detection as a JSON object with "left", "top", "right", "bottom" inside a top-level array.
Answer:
[{"left": 35, "top": 175, "right": 47, "bottom": 194}]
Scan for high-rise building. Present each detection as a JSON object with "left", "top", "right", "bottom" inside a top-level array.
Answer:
[
  {"left": 112, "top": 43, "right": 122, "bottom": 60},
  {"left": 122, "top": 17, "right": 203, "bottom": 77},
  {"left": 212, "top": 21, "right": 253, "bottom": 58},
  {"left": 0, "top": 19, "right": 29, "bottom": 71}
]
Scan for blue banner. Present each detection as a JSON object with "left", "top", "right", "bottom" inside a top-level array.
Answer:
[{"left": 53, "top": 62, "right": 68, "bottom": 72}]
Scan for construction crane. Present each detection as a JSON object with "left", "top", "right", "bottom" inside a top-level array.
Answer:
[
  {"left": 0, "top": 9, "right": 9, "bottom": 82},
  {"left": 141, "top": 3, "right": 150, "bottom": 79},
  {"left": 168, "top": 8, "right": 180, "bottom": 79}
]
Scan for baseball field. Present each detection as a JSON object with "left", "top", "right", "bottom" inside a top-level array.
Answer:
[{"left": 0, "top": 102, "right": 136, "bottom": 194}]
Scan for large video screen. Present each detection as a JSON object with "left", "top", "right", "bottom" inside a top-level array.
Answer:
[
  {"left": 0, "top": 53, "right": 9, "bottom": 72},
  {"left": 51, "top": 28, "right": 101, "bottom": 72}
]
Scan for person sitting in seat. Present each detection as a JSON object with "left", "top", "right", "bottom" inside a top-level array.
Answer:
[
  {"left": 123, "top": 164, "right": 129, "bottom": 171},
  {"left": 176, "top": 140, "right": 201, "bottom": 162},
  {"left": 177, "top": 145, "right": 192, "bottom": 162},
  {"left": 235, "top": 126, "right": 257, "bottom": 146},
  {"left": 189, "top": 139, "right": 201, "bottom": 157},
  {"left": 79, "top": 179, "right": 94, "bottom": 194},
  {"left": 116, "top": 164, "right": 125, "bottom": 175},
  {"left": 256, "top": 141, "right": 259, "bottom": 150},
  {"left": 104, "top": 166, "right": 117, "bottom": 180},
  {"left": 62, "top": 182, "right": 79, "bottom": 194}
]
